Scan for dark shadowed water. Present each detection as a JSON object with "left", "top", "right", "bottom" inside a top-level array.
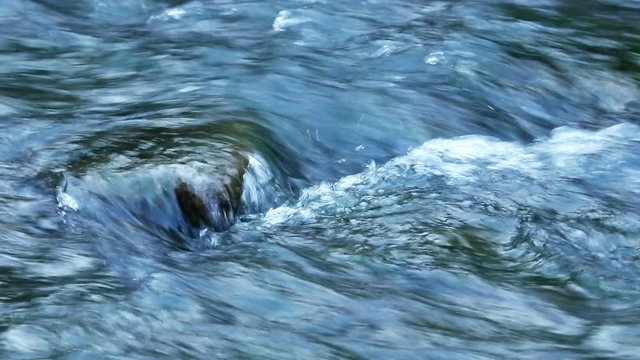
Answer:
[{"left": 1, "top": 0, "right": 640, "bottom": 358}]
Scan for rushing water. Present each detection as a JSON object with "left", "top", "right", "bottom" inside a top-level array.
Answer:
[{"left": 1, "top": 0, "right": 639, "bottom": 358}]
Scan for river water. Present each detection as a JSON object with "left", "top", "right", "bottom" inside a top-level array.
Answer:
[{"left": 1, "top": 0, "right": 640, "bottom": 358}]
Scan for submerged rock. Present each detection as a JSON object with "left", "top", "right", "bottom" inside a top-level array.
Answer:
[
  {"left": 57, "top": 119, "right": 301, "bottom": 242},
  {"left": 174, "top": 152, "right": 248, "bottom": 233}
]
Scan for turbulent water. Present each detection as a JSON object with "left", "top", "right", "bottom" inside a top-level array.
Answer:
[{"left": 1, "top": 0, "right": 639, "bottom": 358}]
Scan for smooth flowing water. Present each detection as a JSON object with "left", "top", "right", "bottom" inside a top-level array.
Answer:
[{"left": 1, "top": 0, "right": 639, "bottom": 358}]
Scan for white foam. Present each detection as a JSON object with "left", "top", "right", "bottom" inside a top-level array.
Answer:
[
  {"left": 241, "top": 154, "right": 286, "bottom": 213},
  {"left": 273, "top": 10, "right": 309, "bottom": 32},
  {"left": 57, "top": 191, "right": 79, "bottom": 211},
  {"left": 263, "top": 123, "right": 640, "bottom": 225},
  {"left": 264, "top": 206, "right": 315, "bottom": 225}
]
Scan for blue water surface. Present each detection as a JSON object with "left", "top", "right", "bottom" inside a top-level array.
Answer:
[{"left": 0, "top": 0, "right": 639, "bottom": 358}]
